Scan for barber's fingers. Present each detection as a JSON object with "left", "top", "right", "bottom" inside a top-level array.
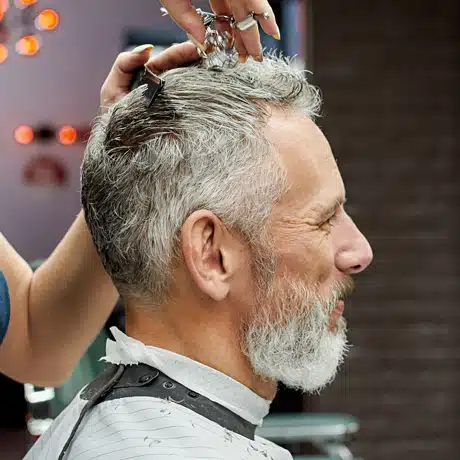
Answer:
[
  {"left": 245, "top": 0, "right": 279, "bottom": 39},
  {"left": 212, "top": 0, "right": 279, "bottom": 60},
  {"left": 100, "top": 45, "right": 153, "bottom": 109},
  {"left": 210, "top": 0, "right": 232, "bottom": 35},
  {"left": 147, "top": 42, "right": 199, "bottom": 74},
  {"left": 210, "top": 0, "right": 248, "bottom": 59},
  {"left": 160, "top": 0, "right": 206, "bottom": 45},
  {"left": 100, "top": 42, "right": 199, "bottom": 112},
  {"left": 229, "top": 0, "right": 279, "bottom": 59},
  {"left": 229, "top": 1, "right": 261, "bottom": 59},
  {"left": 115, "top": 45, "right": 153, "bottom": 75}
]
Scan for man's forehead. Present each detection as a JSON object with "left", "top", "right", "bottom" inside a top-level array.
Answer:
[{"left": 264, "top": 111, "right": 344, "bottom": 211}]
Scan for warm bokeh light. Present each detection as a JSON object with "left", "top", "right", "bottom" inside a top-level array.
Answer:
[
  {"left": 16, "top": 0, "right": 38, "bottom": 8},
  {"left": 58, "top": 126, "right": 77, "bottom": 145},
  {"left": 0, "top": 0, "right": 8, "bottom": 19},
  {"left": 14, "top": 125, "right": 34, "bottom": 145},
  {"left": 16, "top": 35, "right": 40, "bottom": 56},
  {"left": 35, "top": 9, "right": 59, "bottom": 31},
  {"left": 0, "top": 44, "right": 7, "bottom": 64}
]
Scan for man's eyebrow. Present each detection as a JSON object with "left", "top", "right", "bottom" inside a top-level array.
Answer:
[{"left": 320, "top": 196, "right": 347, "bottom": 218}]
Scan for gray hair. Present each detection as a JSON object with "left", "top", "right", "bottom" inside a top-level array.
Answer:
[{"left": 82, "top": 54, "right": 321, "bottom": 304}]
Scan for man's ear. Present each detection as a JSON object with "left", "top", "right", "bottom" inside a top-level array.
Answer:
[{"left": 180, "top": 210, "right": 236, "bottom": 302}]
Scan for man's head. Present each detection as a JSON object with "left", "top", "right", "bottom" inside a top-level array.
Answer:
[{"left": 82, "top": 54, "right": 372, "bottom": 395}]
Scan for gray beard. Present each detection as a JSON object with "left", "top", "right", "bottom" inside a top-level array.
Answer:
[{"left": 243, "top": 276, "right": 350, "bottom": 393}]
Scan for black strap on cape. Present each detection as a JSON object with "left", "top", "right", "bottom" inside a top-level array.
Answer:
[{"left": 58, "top": 363, "right": 257, "bottom": 459}]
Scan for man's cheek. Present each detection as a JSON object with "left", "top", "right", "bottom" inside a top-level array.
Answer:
[{"left": 277, "top": 239, "right": 332, "bottom": 281}]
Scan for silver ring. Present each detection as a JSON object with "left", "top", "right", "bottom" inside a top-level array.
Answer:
[
  {"left": 254, "top": 12, "right": 270, "bottom": 21},
  {"left": 232, "top": 11, "right": 270, "bottom": 31},
  {"left": 232, "top": 13, "right": 257, "bottom": 31}
]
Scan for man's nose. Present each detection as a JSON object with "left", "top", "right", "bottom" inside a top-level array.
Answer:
[{"left": 335, "top": 217, "right": 373, "bottom": 275}]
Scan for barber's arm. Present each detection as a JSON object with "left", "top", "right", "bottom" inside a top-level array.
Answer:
[
  {"left": 0, "top": 219, "right": 117, "bottom": 387},
  {"left": 0, "top": 42, "right": 198, "bottom": 387}
]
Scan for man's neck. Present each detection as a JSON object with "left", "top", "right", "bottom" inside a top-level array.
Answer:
[{"left": 125, "top": 301, "right": 277, "bottom": 401}]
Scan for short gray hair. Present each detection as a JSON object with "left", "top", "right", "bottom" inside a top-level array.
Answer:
[{"left": 82, "top": 54, "right": 321, "bottom": 303}]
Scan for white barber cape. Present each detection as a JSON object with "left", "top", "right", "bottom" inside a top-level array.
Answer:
[{"left": 24, "top": 327, "right": 293, "bottom": 460}]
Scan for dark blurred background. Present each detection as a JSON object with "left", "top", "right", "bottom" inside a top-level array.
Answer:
[
  {"left": 0, "top": 0, "right": 459, "bottom": 459},
  {"left": 309, "top": 2, "right": 459, "bottom": 459}
]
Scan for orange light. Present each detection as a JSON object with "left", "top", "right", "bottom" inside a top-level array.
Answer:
[
  {"left": 14, "top": 125, "right": 34, "bottom": 145},
  {"left": 0, "top": 0, "right": 7, "bottom": 21},
  {"left": 0, "top": 4, "right": 5, "bottom": 21},
  {"left": 0, "top": 44, "right": 7, "bottom": 64},
  {"left": 16, "top": 35, "right": 40, "bottom": 56},
  {"left": 35, "top": 9, "right": 59, "bottom": 31},
  {"left": 58, "top": 126, "right": 77, "bottom": 145},
  {"left": 16, "top": 0, "right": 37, "bottom": 7}
]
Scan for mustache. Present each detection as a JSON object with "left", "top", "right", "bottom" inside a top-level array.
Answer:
[
  {"left": 324, "top": 276, "right": 355, "bottom": 313},
  {"left": 335, "top": 276, "right": 355, "bottom": 300}
]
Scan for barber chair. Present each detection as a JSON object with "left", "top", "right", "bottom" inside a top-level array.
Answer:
[{"left": 257, "top": 413, "right": 360, "bottom": 460}]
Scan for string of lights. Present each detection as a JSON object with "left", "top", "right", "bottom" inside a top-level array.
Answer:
[{"left": 0, "top": 0, "right": 59, "bottom": 64}]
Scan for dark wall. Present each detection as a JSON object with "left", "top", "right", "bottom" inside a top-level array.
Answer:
[{"left": 310, "top": 1, "right": 460, "bottom": 459}]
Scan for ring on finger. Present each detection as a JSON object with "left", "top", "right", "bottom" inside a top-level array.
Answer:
[
  {"left": 253, "top": 12, "right": 270, "bottom": 21},
  {"left": 232, "top": 11, "right": 270, "bottom": 31}
]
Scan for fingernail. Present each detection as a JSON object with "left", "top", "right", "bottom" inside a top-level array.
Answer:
[
  {"left": 272, "top": 33, "right": 281, "bottom": 40},
  {"left": 238, "top": 55, "right": 248, "bottom": 64},
  {"left": 253, "top": 55, "right": 264, "bottom": 62},
  {"left": 132, "top": 44, "right": 154, "bottom": 54},
  {"left": 186, "top": 33, "right": 206, "bottom": 53}
]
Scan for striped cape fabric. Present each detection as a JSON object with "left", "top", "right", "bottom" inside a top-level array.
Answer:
[
  {"left": 24, "top": 393, "right": 293, "bottom": 459},
  {"left": 24, "top": 328, "right": 293, "bottom": 460}
]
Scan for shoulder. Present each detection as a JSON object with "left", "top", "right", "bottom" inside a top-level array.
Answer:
[
  {"left": 48, "top": 396, "right": 232, "bottom": 459},
  {"left": 255, "top": 435, "right": 294, "bottom": 460},
  {"left": 26, "top": 393, "right": 290, "bottom": 460},
  {"left": 0, "top": 271, "right": 10, "bottom": 345}
]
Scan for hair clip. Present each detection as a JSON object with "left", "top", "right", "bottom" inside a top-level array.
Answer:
[{"left": 130, "top": 65, "right": 165, "bottom": 108}]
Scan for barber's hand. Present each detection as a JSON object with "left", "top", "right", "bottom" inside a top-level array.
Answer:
[
  {"left": 100, "top": 42, "right": 199, "bottom": 113},
  {"left": 160, "top": 0, "right": 280, "bottom": 61}
]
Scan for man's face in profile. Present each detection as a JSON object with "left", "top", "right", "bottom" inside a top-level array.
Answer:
[
  {"left": 82, "top": 54, "right": 373, "bottom": 398},
  {"left": 240, "top": 111, "right": 373, "bottom": 393}
]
